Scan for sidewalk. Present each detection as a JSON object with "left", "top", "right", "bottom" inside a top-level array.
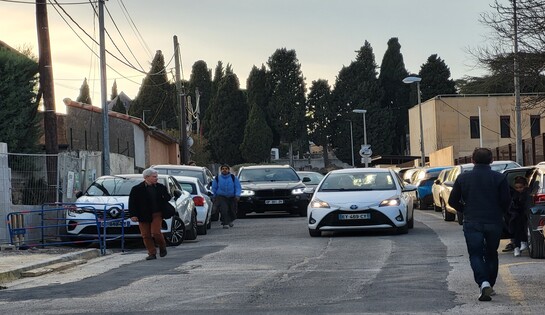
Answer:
[{"left": 0, "top": 247, "right": 101, "bottom": 285}]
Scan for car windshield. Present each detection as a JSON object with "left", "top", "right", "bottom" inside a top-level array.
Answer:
[
  {"left": 298, "top": 172, "right": 324, "bottom": 185},
  {"left": 318, "top": 172, "right": 396, "bottom": 192},
  {"left": 178, "top": 182, "right": 197, "bottom": 195},
  {"left": 239, "top": 168, "right": 299, "bottom": 182},
  {"left": 491, "top": 162, "right": 519, "bottom": 171},
  {"left": 156, "top": 168, "right": 204, "bottom": 184},
  {"left": 85, "top": 177, "right": 165, "bottom": 196}
]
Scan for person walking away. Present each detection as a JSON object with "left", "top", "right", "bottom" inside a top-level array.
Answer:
[
  {"left": 129, "top": 168, "right": 171, "bottom": 260},
  {"left": 212, "top": 164, "right": 242, "bottom": 229},
  {"left": 509, "top": 176, "right": 530, "bottom": 257},
  {"left": 448, "top": 148, "right": 511, "bottom": 302}
]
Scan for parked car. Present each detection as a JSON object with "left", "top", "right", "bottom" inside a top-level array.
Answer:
[
  {"left": 173, "top": 175, "right": 213, "bottom": 235},
  {"left": 412, "top": 166, "right": 452, "bottom": 209},
  {"left": 502, "top": 166, "right": 545, "bottom": 258},
  {"left": 307, "top": 168, "right": 416, "bottom": 237},
  {"left": 65, "top": 174, "right": 198, "bottom": 246},
  {"left": 296, "top": 171, "right": 324, "bottom": 199},
  {"left": 152, "top": 164, "right": 215, "bottom": 189},
  {"left": 440, "top": 160, "right": 521, "bottom": 224},
  {"left": 432, "top": 167, "right": 453, "bottom": 212},
  {"left": 402, "top": 167, "right": 422, "bottom": 184},
  {"left": 237, "top": 165, "right": 310, "bottom": 217}
]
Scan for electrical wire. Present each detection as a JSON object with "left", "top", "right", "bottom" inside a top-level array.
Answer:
[
  {"left": 1, "top": 0, "right": 95, "bottom": 4},
  {"left": 116, "top": 0, "right": 152, "bottom": 58}
]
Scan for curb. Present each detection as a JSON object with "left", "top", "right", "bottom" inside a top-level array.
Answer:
[{"left": 0, "top": 248, "right": 101, "bottom": 284}]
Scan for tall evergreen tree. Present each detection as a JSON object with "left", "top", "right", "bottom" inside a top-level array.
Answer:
[
  {"left": 240, "top": 103, "right": 273, "bottom": 163},
  {"left": 267, "top": 48, "right": 307, "bottom": 153},
  {"left": 0, "top": 47, "right": 40, "bottom": 153},
  {"left": 76, "top": 78, "right": 92, "bottom": 104},
  {"left": 129, "top": 50, "right": 176, "bottom": 129},
  {"left": 187, "top": 60, "right": 212, "bottom": 132},
  {"left": 203, "top": 61, "right": 225, "bottom": 137},
  {"left": 306, "top": 79, "right": 333, "bottom": 167},
  {"left": 206, "top": 73, "right": 248, "bottom": 164},
  {"left": 246, "top": 65, "right": 275, "bottom": 143},
  {"left": 331, "top": 41, "right": 390, "bottom": 165},
  {"left": 418, "top": 54, "right": 457, "bottom": 101},
  {"left": 378, "top": 37, "right": 409, "bottom": 155},
  {"left": 110, "top": 79, "right": 126, "bottom": 114}
]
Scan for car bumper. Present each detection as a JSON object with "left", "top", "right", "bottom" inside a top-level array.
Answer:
[
  {"left": 308, "top": 206, "right": 408, "bottom": 231},
  {"left": 238, "top": 195, "right": 308, "bottom": 213}
]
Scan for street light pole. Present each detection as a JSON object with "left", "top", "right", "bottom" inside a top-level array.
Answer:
[
  {"left": 403, "top": 76, "right": 425, "bottom": 167},
  {"left": 347, "top": 120, "right": 354, "bottom": 167},
  {"left": 352, "top": 109, "right": 368, "bottom": 167}
]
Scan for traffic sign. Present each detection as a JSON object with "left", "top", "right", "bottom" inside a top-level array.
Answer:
[{"left": 359, "top": 144, "right": 372, "bottom": 157}]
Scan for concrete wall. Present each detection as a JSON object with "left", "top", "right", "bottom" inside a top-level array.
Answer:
[
  {"left": 0, "top": 143, "right": 11, "bottom": 244},
  {"left": 429, "top": 146, "right": 454, "bottom": 167}
]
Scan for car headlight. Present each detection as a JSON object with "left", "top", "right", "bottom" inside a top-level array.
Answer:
[
  {"left": 240, "top": 190, "right": 255, "bottom": 197},
  {"left": 379, "top": 198, "right": 400, "bottom": 207},
  {"left": 310, "top": 198, "right": 330, "bottom": 208},
  {"left": 291, "top": 187, "right": 305, "bottom": 195}
]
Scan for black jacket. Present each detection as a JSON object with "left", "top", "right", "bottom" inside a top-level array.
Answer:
[
  {"left": 448, "top": 164, "right": 511, "bottom": 224},
  {"left": 128, "top": 181, "right": 171, "bottom": 223}
]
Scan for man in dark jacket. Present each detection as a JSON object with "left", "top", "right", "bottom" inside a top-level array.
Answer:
[
  {"left": 129, "top": 168, "right": 171, "bottom": 260},
  {"left": 448, "top": 148, "right": 511, "bottom": 302}
]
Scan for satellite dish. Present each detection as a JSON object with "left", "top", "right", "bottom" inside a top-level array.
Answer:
[{"left": 187, "top": 136, "right": 194, "bottom": 148}]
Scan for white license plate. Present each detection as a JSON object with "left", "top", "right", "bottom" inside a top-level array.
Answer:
[
  {"left": 265, "top": 200, "right": 284, "bottom": 205},
  {"left": 99, "top": 220, "right": 131, "bottom": 227},
  {"left": 339, "top": 213, "right": 370, "bottom": 220}
]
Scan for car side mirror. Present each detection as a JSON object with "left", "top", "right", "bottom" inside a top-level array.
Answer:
[
  {"left": 443, "top": 180, "right": 454, "bottom": 187},
  {"left": 302, "top": 177, "right": 311, "bottom": 183},
  {"left": 403, "top": 184, "right": 417, "bottom": 192},
  {"left": 173, "top": 189, "right": 182, "bottom": 200}
]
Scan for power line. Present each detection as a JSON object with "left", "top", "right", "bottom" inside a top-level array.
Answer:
[
  {"left": 116, "top": 0, "right": 152, "bottom": 58},
  {"left": 1, "top": 0, "right": 94, "bottom": 4}
]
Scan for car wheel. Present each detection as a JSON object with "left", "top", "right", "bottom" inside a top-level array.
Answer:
[
  {"left": 165, "top": 216, "right": 185, "bottom": 246},
  {"left": 207, "top": 218, "right": 212, "bottom": 229},
  {"left": 185, "top": 210, "right": 198, "bottom": 240},
  {"left": 211, "top": 211, "right": 219, "bottom": 222},
  {"left": 408, "top": 211, "right": 414, "bottom": 229},
  {"left": 441, "top": 200, "right": 455, "bottom": 221},
  {"left": 197, "top": 224, "right": 207, "bottom": 235},
  {"left": 528, "top": 225, "right": 545, "bottom": 258},
  {"left": 396, "top": 224, "right": 409, "bottom": 234},
  {"left": 433, "top": 203, "right": 441, "bottom": 212},
  {"left": 237, "top": 208, "right": 247, "bottom": 219},
  {"left": 299, "top": 207, "right": 307, "bottom": 217},
  {"left": 309, "top": 228, "right": 321, "bottom": 237}
]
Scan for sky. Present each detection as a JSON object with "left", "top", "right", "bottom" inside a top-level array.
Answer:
[{"left": 1, "top": 0, "right": 496, "bottom": 114}]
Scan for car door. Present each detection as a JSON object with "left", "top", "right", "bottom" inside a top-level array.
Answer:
[{"left": 167, "top": 176, "right": 191, "bottom": 224}]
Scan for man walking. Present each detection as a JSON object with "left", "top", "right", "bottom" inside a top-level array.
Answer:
[
  {"left": 212, "top": 164, "right": 242, "bottom": 229},
  {"left": 448, "top": 148, "right": 511, "bottom": 301}
]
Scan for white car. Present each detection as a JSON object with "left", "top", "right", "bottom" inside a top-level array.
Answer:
[
  {"left": 173, "top": 175, "right": 213, "bottom": 235},
  {"left": 307, "top": 168, "right": 416, "bottom": 237},
  {"left": 65, "top": 174, "right": 198, "bottom": 246}
]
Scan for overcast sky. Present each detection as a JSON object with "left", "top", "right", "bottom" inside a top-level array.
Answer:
[{"left": 2, "top": 0, "right": 495, "bottom": 113}]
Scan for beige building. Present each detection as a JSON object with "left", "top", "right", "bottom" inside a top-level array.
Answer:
[{"left": 409, "top": 94, "right": 544, "bottom": 165}]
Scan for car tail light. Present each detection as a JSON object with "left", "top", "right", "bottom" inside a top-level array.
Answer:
[
  {"left": 193, "top": 196, "right": 205, "bottom": 206},
  {"left": 534, "top": 193, "right": 545, "bottom": 204}
]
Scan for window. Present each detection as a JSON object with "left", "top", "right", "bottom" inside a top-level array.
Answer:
[
  {"left": 470, "top": 116, "right": 480, "bottom": 139},
  {"left": 531, "top": 115, "right": 541, "bottom": 138},
  {"left": 500, "top": 116, "right": 510, "bottom": 138}
]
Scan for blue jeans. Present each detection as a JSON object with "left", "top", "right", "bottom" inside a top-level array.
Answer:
[{"left": 463, "top": 221, "right": 503, "bottom": 288}]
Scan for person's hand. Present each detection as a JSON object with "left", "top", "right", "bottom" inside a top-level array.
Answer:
[{"left": 130, "top": 216, "right": 138, "bottom": 222}]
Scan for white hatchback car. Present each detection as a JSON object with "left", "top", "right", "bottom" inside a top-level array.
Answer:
[
  {"left": 173, "top": 175, "right": 213, "bottom": 235},
  {"left": 65, "top": 174, "right": 197, "bottom": 246},
  {"left": 307, "top": 168, "right": 416, "bottom": 237}
]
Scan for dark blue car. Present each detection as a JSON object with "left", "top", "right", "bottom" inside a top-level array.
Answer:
[{"left": 413, "top": 166, "right": 451, "bottom": 210}]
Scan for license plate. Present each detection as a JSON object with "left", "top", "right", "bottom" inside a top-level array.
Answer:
[
  {"left": 99, "top": 220, "right": 131, "bottom": 228},
  {"left": 265, "top": 200, "right": 284, "bottom": 205},
  {"left": 338, "top": 213, "right": 370, "bottom": 220}
]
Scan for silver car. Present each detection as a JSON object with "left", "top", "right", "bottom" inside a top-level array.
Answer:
[{"left": 173, "top": 175, "right": 213, "bottom": 235}]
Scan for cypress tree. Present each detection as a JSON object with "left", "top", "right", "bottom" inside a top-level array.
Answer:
[
  {"left": 206, "top": 73, "right": 248, "bottom": 164},
  {"left": 187, "top": 60, "right": 212, "bottom": 132},
  {"left": 0, "top": 47, "right": 40, "bottom": 153},
  {"left": 247, "top": 65, "right": 275, "bottom": 144},
  {"left": 378, "top": 37, "right": 409, "bottom": 155},
  {"left": 240, "top": 103, "right": 273, "bottom": 163},
  {"left": 110, "top": 80, "right": 126, "bottom": 114},
  {"left": 203, "top": 61, "right": 224, "bottom": 137},
  {"left": 419, "top": 54, "right": 456, "bottom": 101},
  {"left": 76, "top": 78, "right": 92, "bottom": 104},
  {"left": 306, "top": 79, "right": 333, "bottom": 167}
]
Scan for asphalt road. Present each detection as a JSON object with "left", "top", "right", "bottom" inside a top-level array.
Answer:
[{"left": 0, "top": 210, "right": 544, "bottom": 315}]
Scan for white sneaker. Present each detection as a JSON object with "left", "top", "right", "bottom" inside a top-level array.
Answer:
[
  {"left": 514, "top": 247, "right": 521, "bottom": 257},
  {"left": 520, "top": 242, "right": 528, "bottom": 251},
  {"left": 479, "top": 281, "right": 493, "bottom": 301}
]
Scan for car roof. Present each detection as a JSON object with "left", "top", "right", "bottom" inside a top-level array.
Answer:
[
  {"left": 151, "top": 164, "right": 207, "bottom": 171},
  {"left": 240, "top": 165, "right": 293, "bottom": 169},
  {"left": 171, "top": 175, "right": 199, "bottom": 183},
  {"left": 97, "top": 174, "right": 170, "bottom": 179},
  {"left": 330, "top": 168, "right": 391, "bottom": 174}
]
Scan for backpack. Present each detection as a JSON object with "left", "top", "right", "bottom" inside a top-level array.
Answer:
[{"left": 215, "top": 173, "right": 235, "bottom": 184}]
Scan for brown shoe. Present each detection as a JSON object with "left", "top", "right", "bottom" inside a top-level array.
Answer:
[
  {"left": 159, "top": 248, "right": 167, "bottom": 257},
  {"left": 145, "top": 254, "right": 157, "bottom": 260}
]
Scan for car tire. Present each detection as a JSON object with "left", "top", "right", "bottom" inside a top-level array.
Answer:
[
  {"left": 408, "top": 212, "right": 414, "bottom": 229},
  {"left": 433, "top": 204, "right": 441, "bottom": 212},
  {"left": 441, "top": 200, "right": 455, "bottom": 221},
  {"left": 299, "top": 207, "right": 307, "bottom": 217},
  {"left": 185, "top": 211, "right": 198, "bottom": 241},
  {"left": 207, "top": 218, "right": 212, "bottom": 229},
  {"left": 309, "top": 228, "right": 321, "bottom": 237},
  {"left": 165, "top": 216, "right": 185, "bottom": 246},
  {"left": 396, "top": 224, "right": 409, "bottom": 234},
  {"left": 197, "top": 224, "right": 207, "bottom": 235},
  {"left": 528, "top": 225, "right": 545, "bottom": 258},
  {"left": 237, "top": 209, "right": 247, "bottom": 219},
  {"left": 211, "top": 211, "right": 219, "bottom": 222}
]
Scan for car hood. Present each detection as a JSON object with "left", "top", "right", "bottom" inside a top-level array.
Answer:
[
  {"left": 314, "top": 190, "right": 399, "bottom": 208},
  {"left": 76, "top": 196, "right": 128, "bottom": 208},
  {"left": 242, "top": 182, "right": 304, "bottom": 190}
]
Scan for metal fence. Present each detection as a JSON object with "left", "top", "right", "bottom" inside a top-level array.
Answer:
[{"left": 455, "top": 133, "right": 545, "bottom": 166}]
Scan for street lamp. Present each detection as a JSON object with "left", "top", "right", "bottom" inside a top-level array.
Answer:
[
  {"left": 347, "top": 120, "right": 355, "bottom": 167},
  {"left": 402, "top": 76, "right": 425, "bottom": 167},
  {"left": 352, "top": 109, "right": 368, "bottom": 167}
]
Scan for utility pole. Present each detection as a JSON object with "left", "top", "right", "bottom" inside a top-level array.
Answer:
[
  {"left": 36, "top": 0, "right": 58, "bottom": 155},
  {"left": 513, "top": 0, "right": 523, "bottom": 166},
  {"left": 174, "top": 35, "right": 188, "bottom": 164},
  {"left": 99, "top": 0, "right": 110, "bottom": 175}
]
